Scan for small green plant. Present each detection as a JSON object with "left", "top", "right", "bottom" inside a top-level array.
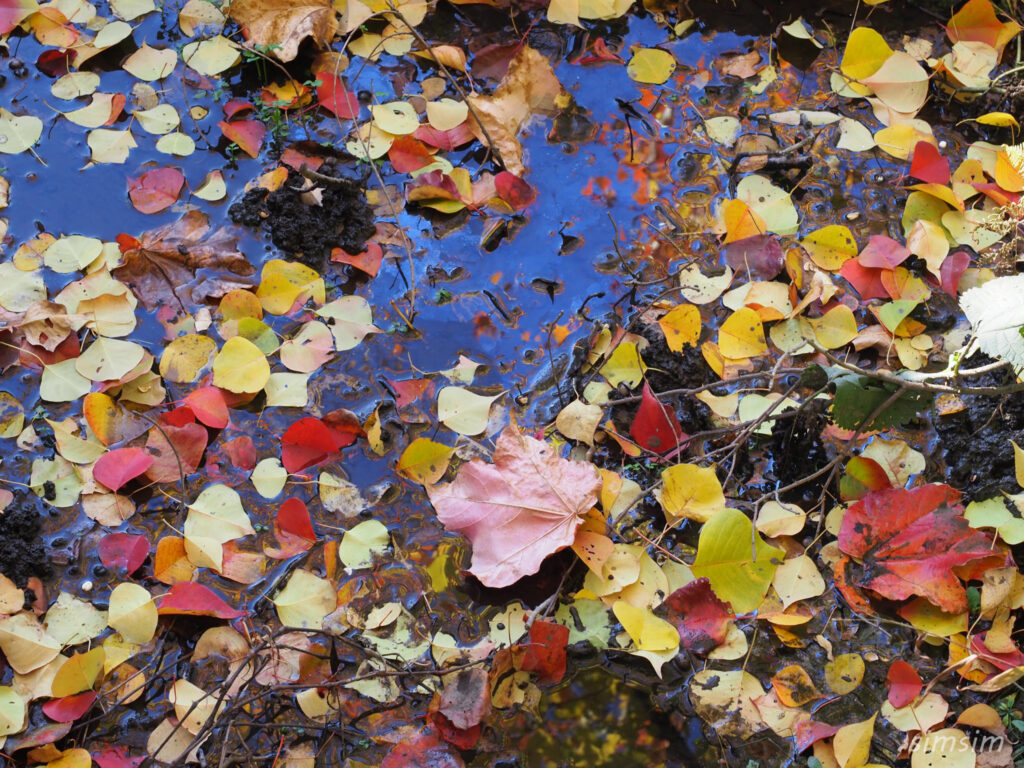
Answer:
[
  {"left": 434, "top": 288, "right": 453, "bottom": 304},
  {"left": 241, "top": 42, "right": 283, "bottom": 83}
]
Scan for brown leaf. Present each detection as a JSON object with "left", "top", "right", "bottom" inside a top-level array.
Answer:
[
  {"left": 719, "top": 51, "right": 762, "bottom": 78},
  {"left": 228, "top": 0, "right": 338, "bottom": 63},
  {"left": 439, "top": 668, "right": 491, "bottom": 730},
  {"left": 113, "top": 211, "right": 255, "bottom": 312},
  {"left": 467, "top": 46, "right": 566, "bottom": 177}
]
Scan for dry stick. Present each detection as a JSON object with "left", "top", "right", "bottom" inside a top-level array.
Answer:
[{"left": 806, "top": 339, "right": 1024, "bottom": 396}]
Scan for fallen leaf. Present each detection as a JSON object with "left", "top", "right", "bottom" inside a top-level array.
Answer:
[
  {"left": 427, "top": 423, "right": 601, "bottom": 587},
  {"left": 227, "top": 0, "right": 338, "bottom": 62}
]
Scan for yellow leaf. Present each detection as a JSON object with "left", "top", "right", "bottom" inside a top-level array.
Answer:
[
  {"left": 833, "top": 713, "right": 876, "bottom": 768},
  {"left": 0, "top": 686, "right": 25, "bottom": 736},
  {"left": 656, "top": 463, "right": 725, "bottom": 523},
  {"left": 809, "top": 305, "right": 858, "bottom": 349},
  {"left": 627, "top": 47, "right": 676, "bottom": 84},
  {"left": 825, "top": 653, "right": 865, "bottom": 694},
  {"left": 692, "top": 508, "right": 783, "bottom": 614},
  {"left": 256, "top": 259, "right": 325, "bottom": 315},
  {"left": 600, "top": 341, "right": 647, "bottom": 387},
  {"left": 801, "top": 225, "right": 858, "bottom": 271},
  {"left": 339, "top": 519, "right": 390, "bottom": 569},
  {"left": 273, "top": 569, "right": 337, "bottom": 628},
  {"left": 0, "top": 613, "right": 61, "bottom": 674},
  {"left": 718, "top": 307, "right": 767, "bottom": 358},
  {"left": 1012, "top": 440, "right": 1024, "bottom": 488},
  {"left": 756, "top": 500, "right": 805, "bottom": 537},
  {"left": 212, "top": 336, "right": 270, "bottom": 394},
  {"left": 976, "top": 111, "right": 1020, "bottom": 128},
  {"left": 108, "top": 583, "right": 157, "bottom": 643},
  {"left": 51, "top": 647, "right": 105, "bottom": 697},
  {"left": 840, "top": 27, "right": 894, "bottom": 94},
  {"left": 159, "top": 333, "right": 216, "bottom": 383},
  {"left": 690, "top": 668, "right": 765, "bottom": 739},
  {"left": 722, "top": 198, "right": 766, "bottom": 243},
  {"left": 436, "top": 386, "right": 501, "bottom": 435},
  {"left": 397, "top": 438, "right": 454, "bottom": 485},
  {"left": 910, "top": 728, "right": 975, "bottom": 768},
  {"left": 554, "top": 399, "right": 603, "bottom": 445},
  {"left": 612, "top": 600, "right": 679, "bottom": 652},
  {"left": 658, "top": 304, "right": 701, "bottom": 352}
]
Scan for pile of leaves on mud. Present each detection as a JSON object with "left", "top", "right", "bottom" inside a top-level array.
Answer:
[{"left": 5, "top": 0, "right": 1024, "bottom": 766}]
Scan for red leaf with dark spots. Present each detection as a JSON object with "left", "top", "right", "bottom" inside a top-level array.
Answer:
[
  {"left": 662, "top": 577, "right": 734, "bottom": 655},
  {"left": 98, "top": 533, "right": 149, "bottom": 576},
  {"left": 886, "top": 660, "right": 922, "bottom": 707},
  {"left": 438, "top": 667, "right": 490, "bottom": 730},
  {"left": 909, "top": 141, "right": 950, "bottom": 185},
  {"left": 794, "top": 720, "right": 840, "bottom": 753},
  {"left": 42, "top": 691, "right": 96, "bottom": 722},
  {"left": 513, "top": 620, "right": 568, "bottom": 685},
  {"left": 629, "top": 383, "right": 686, "bottom": 454},
  {"left": 316, "top": 71, "right": 360, "bottom": 119},
  {"left": 157, "top": 581, "right": 244, "bottom": 618},
  {"left": 145, "top": 422, "right": 207, "bottom": 483},
  {"left": 93, "top": 447, "right": 154, "bottom": 491},
  {"left": 184, "top": 386, "right": 229, "bottom": 428},
  {"left": 218, "top": 119, "right": 266, "bottom": 159},
  {"left": 723, "top": 234, "right": 784, "bottom": 280},
  {"left": 838, "top": 484, "right": 1010, "bottom": 613},
  {"left": 128, "top": 167, "right": 185, "bottom": 215}
]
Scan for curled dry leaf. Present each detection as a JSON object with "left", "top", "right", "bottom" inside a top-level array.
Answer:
[{"left": 227, "top": 0, "right": 338, "bottom": 63}]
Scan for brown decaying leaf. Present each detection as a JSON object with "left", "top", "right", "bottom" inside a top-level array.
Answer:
[
  {"left": 113, "top": 211, "right": 255, "bottom": 312},
  {"left": 227, "top": 0, "right": 338, "bottom": 63},
  {"left": 466, "top": 46, "right": 567, "bottom": 177},
  {"left": 426, "top": 422, "right": 601, "bottom": 588}
]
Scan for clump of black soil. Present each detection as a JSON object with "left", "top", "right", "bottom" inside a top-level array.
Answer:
[
  {"left": 636, "top": 324, "right": 715, "bottom": 435},
  {"left": 228, "top": 164, "right": 376, "bottom": 268},
  {"left": 765, "top": 397, "right": 831, "bottom": 506},
  {"left": 935, "top": 354, "right": 1024, "bottom": 502},
  {"left": 0, "top": 494, "right": 52, "bottom": 587}
]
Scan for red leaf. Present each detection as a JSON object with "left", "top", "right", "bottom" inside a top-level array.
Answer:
[
  {"left": 266, "top": 498, "right": 317, "bottom": 559},
  {"left": 0, "top": 0, "right": 36, "bottom": 34},
  {"left": 98, "top": 533, "right": 149, "bottom": 576},
  {"left": 575, "top": 37, "right": 625, "bottom": 65},
  {"left": 858, "top": 235, "right": 911, "bottom": 269},
  {"left": 331, "top": 243, "right": 383, "bottom": 278},
  {"left": 629, "top": 383, "right": 686, "bottom": 454},
  {"left": 494, "top": 171, "right": 537, "bottom": 211},
  {"left": 184, "top": 387, "right": 229, "bottom": 428},
  {"left": 223, "top": 436, "right": 257, "bottom": 471},
  {"left": 161, "top": 406, "right": 196, "bottom": 427},
  {"left": 886, "top": 660, "right": 922, "bottom": 707},
  {"left": 838, "top": 259, "right": 889, "bottom": 300},
  {"left": 662, "top": 577, "right": 734, "bottom": 655},
  {"left": 322, "top": 408, "right": 363, "bottom": 448},
  {"left": 413, "top": 123, "right": 474, "bottom": 151},
  {"left": 723, "top": 234, "right": 784, "bottom": 280},
  {"left": 37, "top": 49, "right": 74, "bottom": 77},
  {"left": 428, "top": 711, "right": 481, "bottom": 750},
  {"left": 218, "top": 119, "right": 266, "bottom": 159},
  {"left": 222, "top": 99, "right": 254, "bottom": 120},
  {"left": 971, "top": 633, "right": 1024, "bottom": 671},
  {"left": 388, "top": 135, "right": 434, "bottom": 173},
  {"left": 157, "top": 581, "right": 245, "bottom": 618},
  {"left": 280, "top": 417, "right": 344, "bottom": 473},
  {"left": 909, "top": 141, "right": 950, "bottom": 185},
  {"left": 838, "top": 484, "right": 1010, "bottom": 613},
  {"left": 92, "top": 747, "right": 144, "bottom": 768},
  {"left": 381, "top": 727, "right": 465, "bottom": 768},
  {"left": 42, "top": 691, "right": 97, "bottom": 722},
  {"left": 939, "top": 250, "right": 971, "bottom": 296},
  {"left": 93, "top": 447, "right": 154, "bottom": 491},
  {"left": 145, "top": 422, "right": 207, "bottom": 483},
  {"left": 794, "top": 720, "right": 840, "bottom": 753},
  {"left": 316, "top": 71, "right": 360, "bottom": 119},
  {"left": 513, "top": 620, "right": 568, "bottom": 685},
  {"left": 128, "top": 167, "right": 185, "bottom": 215}
]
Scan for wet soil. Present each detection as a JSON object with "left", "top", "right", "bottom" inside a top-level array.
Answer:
[
  {"left": 228, "top": 164, "right": 376, "bottom": 269},
  {"left": 934, "top": 355, "right": 1024, "bottom": 502},
  {"left": 0, "top": 493, "right": 52, "bottom": 588}
]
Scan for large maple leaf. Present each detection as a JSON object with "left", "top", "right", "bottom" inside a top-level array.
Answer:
[
  {"left": 426, "top": 424, "right": 601, "bottom": 588},
  {"left": 837, "top": 484, "right": 1010, "bottom": 613},
  {"left": 114, "top": 211, "right": 255, "bottom": 312}
]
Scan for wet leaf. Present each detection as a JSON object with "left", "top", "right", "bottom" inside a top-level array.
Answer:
[
  {"left": 626, "top": 47, "right": 676, "bottom": 84},
  {"left": 655, "top": 463, "right": 725, "bottom": 524}
]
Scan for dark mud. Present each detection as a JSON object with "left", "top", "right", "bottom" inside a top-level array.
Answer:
[
  {"left": 228, "top": 164, "right": 376, "bottom": 268},
  {"left": 934, "top": 355, "right": 1024, "bottom": 502},
  {"left": 0, "top": 494, "right": 52, "bottom": 588}
]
